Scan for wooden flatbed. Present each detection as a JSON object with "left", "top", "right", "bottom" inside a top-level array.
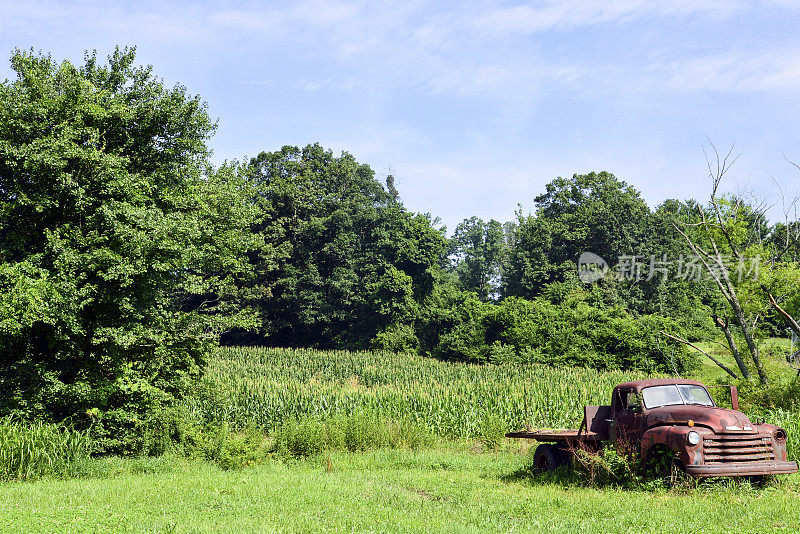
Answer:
[
  {"left": 505, "top": 429, "right": 602, "bottom": 441},
  {"left": 505, "top": 405, "right": 611, "bottom": 444}
]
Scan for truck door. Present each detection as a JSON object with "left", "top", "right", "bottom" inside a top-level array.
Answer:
[{"left": 612, "top": 389, "right": 645, "bottom": 449}]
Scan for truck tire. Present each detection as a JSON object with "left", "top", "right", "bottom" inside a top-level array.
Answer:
[
  {"left": 533, "top": 444, "right": 561, "bottom": 473},
  {"left": 645, "top": 446, "right": 684, "bottom": 484}
]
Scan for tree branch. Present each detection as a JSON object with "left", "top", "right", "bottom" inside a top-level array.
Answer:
[
  {"left": 660, "top": 331, "right": 739, "bottom": 379},
  {"left": 763, "top": 286, "right": 800, "bottom": 337}
]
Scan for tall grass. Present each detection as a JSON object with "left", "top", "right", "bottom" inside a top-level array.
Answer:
[
  {"left": 273, "top": 412, "right": 434, "bottom": 458},
  {"left": 0, "top": 418, "right": 93, "bottom": 482},
  {"left": 185, "top": 347, "right": 650, "bottom": 439},
  {"left": 764, "top": 408, "right": 800, "bottom": 459}
]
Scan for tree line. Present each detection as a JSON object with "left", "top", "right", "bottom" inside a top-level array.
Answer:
[{"left": 1, "top": 48, "right": 798, "bottom": 451}]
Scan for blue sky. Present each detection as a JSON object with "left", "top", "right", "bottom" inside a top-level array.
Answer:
[{"left": 1, "top": 1, "right": 799, "bottom": 231}]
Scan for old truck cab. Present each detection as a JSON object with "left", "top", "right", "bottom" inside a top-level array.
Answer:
[{"left": 612, "top": 379, "right": 797, "bottom": 477}]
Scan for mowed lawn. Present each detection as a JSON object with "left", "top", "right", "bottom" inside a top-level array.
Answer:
[{"left": 2, "top": 446, "right": 799, "bottom": 534}]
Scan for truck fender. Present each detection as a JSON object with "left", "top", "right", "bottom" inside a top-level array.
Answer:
[{"left": 641, "top": 426, "right": 701, "bottom": 468}]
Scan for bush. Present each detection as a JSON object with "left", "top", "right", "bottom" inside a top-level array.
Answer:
[
  {"left": 371, "top": 323, "right": 419, "bottom": 353},
  {"left": 419, "top": 290, "right": 696, "bottom": 372},
  {"left": 174, "top": 422, "right": 269, "bottom": 470},
  {"left": 0, "top": 417, "right": 93, "bottom": 482},
  {"left": 569, "top": 444, "right": 668, "bottom": 490},
  {"left": 274, "top": 418, "right": 328, "bottom": 458}
]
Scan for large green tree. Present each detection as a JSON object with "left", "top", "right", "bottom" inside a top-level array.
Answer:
[
  {"left": 451, "top": 216, "right": 506, "bottom": 301},
  {"left": 234, "top": 144, "right": 448, "bottom": 351},
  {"left": 503, "top": 171, "right": 652, "bottom": 299},
  {"left": 0, "top": 48, "right": 256, "bottom": 451}
]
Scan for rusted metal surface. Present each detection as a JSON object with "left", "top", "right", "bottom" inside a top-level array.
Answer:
[
  {"left": 645, "top": 405, "right": 751, "bottom": 431},
  {"left": 505, "top": 378, "right": 799, "bottom": 478},
  {"left": 505, "top": 429, "right": 602, "bottom": 442},
  {"left": 686, "top": 461, "right": 798, "bottom": 477}
]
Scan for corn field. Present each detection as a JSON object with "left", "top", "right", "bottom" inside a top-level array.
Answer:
[{"left": 185, "top": 347, "right": 651, "bottom": 438}]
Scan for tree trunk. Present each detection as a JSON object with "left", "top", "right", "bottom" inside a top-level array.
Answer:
[
  {"left": 713, "top": 315, "right": 750, "bottom": 380},
  {"left": 729, "top": 294, "right": 768, "bottom": 384},
  {"left": 661, "top": 331, "right": 739, "bottom": 380}
]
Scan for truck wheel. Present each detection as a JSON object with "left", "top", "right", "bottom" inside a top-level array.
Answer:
[
  {"left": 645, "top": 447, "right": 684, "bottom": 484},
  {"left": 748, "top": 475, "right": 773, "bottom": 487},
  {"left": 533, "top": 444, "right": 561, "bottom": 473}
]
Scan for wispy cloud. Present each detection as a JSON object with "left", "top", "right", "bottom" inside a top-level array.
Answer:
[
  {"left": 659, "top": 49, "right": 800, "bottom": 92},
  {"left": 471, "top": 0, "right": 749, "bottom": 36}
]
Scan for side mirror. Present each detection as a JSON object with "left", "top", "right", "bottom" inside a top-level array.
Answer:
[{"left": 730, "top": 386, "right": 739, "bottom": 411}]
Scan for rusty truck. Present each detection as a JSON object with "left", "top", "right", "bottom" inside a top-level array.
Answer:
[{"left": 506, "top": 378, "right": 797, "bottom": 478}]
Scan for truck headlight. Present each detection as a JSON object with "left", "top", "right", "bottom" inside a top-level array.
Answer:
[{"left": 687, "top": 431, "right": 701, "bottom": 445}]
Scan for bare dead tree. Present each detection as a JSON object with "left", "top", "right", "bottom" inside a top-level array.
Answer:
[
  {"left": 759, "top": 160, "right": 800, "bottom": 339},
  {"left": 672, "top": 142, "right": 767, "bottom": 383},
  {"left": 769, "top": 163, "right": 800, "bottom": 263},
  {"left": 711, "top": 314, "right": 748, "bottom": 380},
  {"left": 763, "top": 289, "right": 800, "bottom": 337}
]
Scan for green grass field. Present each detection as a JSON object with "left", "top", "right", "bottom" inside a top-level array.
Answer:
[
  {"left": 2, "top": 345, "right": 800, "bottom": 533},
  {"left": 2, "top": 447, "right": 799, "bottom": 533},
  {"left": 692, "top": 337, "right": 799, "bottom": 385}
]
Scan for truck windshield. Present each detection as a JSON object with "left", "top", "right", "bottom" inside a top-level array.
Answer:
[{"left": 641, "top": 385, "right": 714, "bottom": 409}]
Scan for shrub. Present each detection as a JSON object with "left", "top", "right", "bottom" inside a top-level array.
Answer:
[
  {"left": 274, "top": 418, "right": 328, "bottom": 459},
  {"left": 481, "top": 295, "right": 696, "bottom": 372},
  {"left": 371, "top": 323, "right": 419, "bottom": 353},
  {"left": 176, "top": 422, "right": 270, "bottom": 470},
  {"left": 569, "top": 443, "right": 668, "bottom": 490}
]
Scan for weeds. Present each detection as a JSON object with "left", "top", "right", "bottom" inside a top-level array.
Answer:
[
  {"left": 178, "top": 422, "right": 270, "bottom": 470},
  {"left": 478, "top": 414, "right": 506, "bottom": 451}
]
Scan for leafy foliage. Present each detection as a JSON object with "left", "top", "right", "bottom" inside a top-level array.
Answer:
[
  {"left": 417, "top": 287, "right": 694, "bottom": 372},
  {"left": 504, "top": 172, "right": 651, "bottom": 298},
  {"left": 451, "top": 216, "right": 507, "bottom": 301},
  {"left": 0, "top": 48, "right": 258, "bottom": 452},
  {"left": 228, "top": 144, "right": 448, "bottom": 351}
]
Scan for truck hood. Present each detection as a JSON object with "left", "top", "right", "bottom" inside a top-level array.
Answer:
[{"left": 646, "top": 405, "right": 754, "bottom": 433}]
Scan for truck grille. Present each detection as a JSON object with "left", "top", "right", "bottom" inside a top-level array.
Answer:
[{"left": 703, "top": 434, "right": 775, "bottom": 463}]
